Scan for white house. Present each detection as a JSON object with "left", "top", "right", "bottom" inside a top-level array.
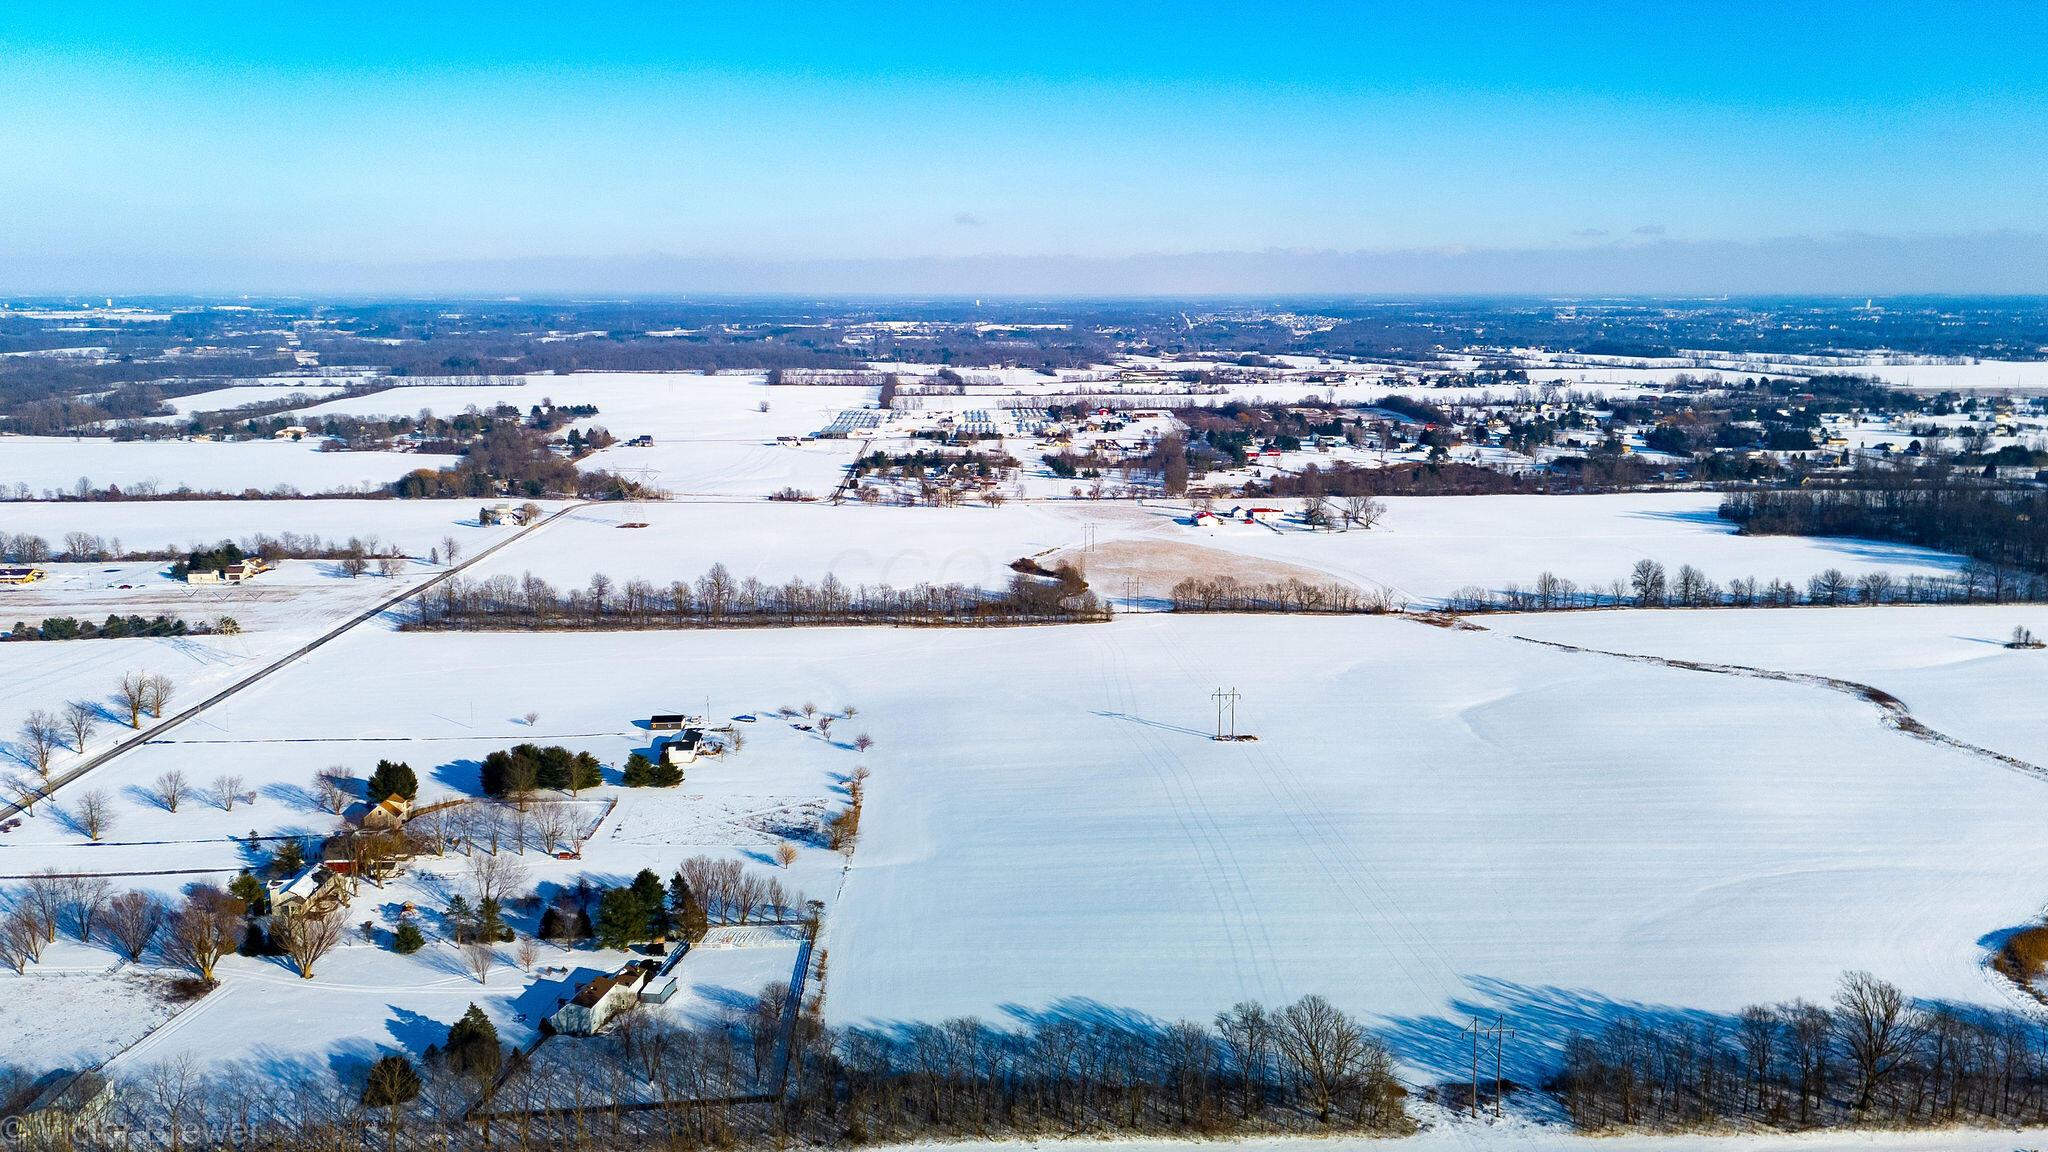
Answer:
[{"left": 550, "top": 965, "right": 655, "bottom": 1035}]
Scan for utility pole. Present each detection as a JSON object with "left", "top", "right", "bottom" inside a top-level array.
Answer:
[
  {"left": 1211, "top": 687, "right": 1241, "bottom": 740},
  {"left": 1123, "top": 575, "right": 1139, "bottom": 613},
  {"left": 1465, "top": 1019, "right": 1482, "bottom": 1118},
  {"left": 1489, "top": 1016, "right": 1517, "bottom": 1117}
]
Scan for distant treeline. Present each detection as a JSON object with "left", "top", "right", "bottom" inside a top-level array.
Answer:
[
  {"left": 0, "top": 529, "right": 406, "bottom": 566},
  {"left": 1723, "top": 485, "right": 2048, "bottom": 576},
  {"left": 1446, "top": 558, "right": 2048, "bottom": 614},
  {"left": 407, "top": 562, "right": 1110, "bottom": 630}
]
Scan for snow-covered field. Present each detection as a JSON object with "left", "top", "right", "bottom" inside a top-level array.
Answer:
[
  {"left": 9, "top": 608, "right": 2042, "bottom": 1090},
  {"left": 460, "top": 494, "right": 1967, "bottom": 611},
  {"left": 0, "top": 435, "right": 431, "bottom": 496},
  {"left": 0, "top": 498, "right": 549, "bottom": 555},
  {"left": 2, "top": 477, "right": 2043, "bottom": 1123},
  {"left": 1506, "top": 604, "right": 2048, "bottom": 770}
]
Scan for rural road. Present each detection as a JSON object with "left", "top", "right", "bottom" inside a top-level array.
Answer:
[{"left": 1, "top": 502, "right": 587, "bottom": 820}]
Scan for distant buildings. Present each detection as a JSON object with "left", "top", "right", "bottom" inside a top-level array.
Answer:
[{"left": 0, "top": 565, "right": 46, "bottom": 585}]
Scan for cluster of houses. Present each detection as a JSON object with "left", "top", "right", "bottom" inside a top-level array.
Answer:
[
  {"left": 479, "top": 502, "right": 539, "bottom": 526},
  {"left": 1190, "top": 505, "right": 1285, "bottom": 528}
]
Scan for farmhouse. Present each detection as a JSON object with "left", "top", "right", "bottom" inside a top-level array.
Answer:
[
  {"left": 0, "top": 565, "right": 46, "bottom": 585},
  {"left": 648, "top": 713, "right": 688, "bottom": 731},
  {"left": 661, "top": 728, "right": 704, "bottom": 766},
  {"left": 357, "top": 793, "right": 412, "bottom": 831},
  {"left": 549, "top": 964, "right": 658, "bottom": 1035},
  {"left": 186, "top": 559, "right": 265, "bottom": 585},
  {"left": 267, "top": 864, "right": 344, "bottom": 919}
]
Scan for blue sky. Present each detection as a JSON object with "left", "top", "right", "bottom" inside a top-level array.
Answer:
[{"left": 3, "top": 2, "right": 2046, "bottom": 293}]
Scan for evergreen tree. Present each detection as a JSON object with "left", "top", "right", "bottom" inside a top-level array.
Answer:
[
  {"left": 443, "top": 1003, "right": 501, "bottom": 1082},
  {"left": 595, "top": 887, "right": 645, "bottom": 950},
  {"left": 623, "top": 752, "right": 653, "bottom": 787},
  {"left": 366, "top": 759, "right": 418, "bottom": 801},
  {"left": 393, "top": 923, "right": 425, "bottom": 954},
  {"left": 630, "top": 869, "right": 668, "bottom": 939},
  {"left": 228, "top": 868, "right": 268, "bottom": 915},
  {"left": 669, "top": 872, "right": 708, "bottom": 944}
]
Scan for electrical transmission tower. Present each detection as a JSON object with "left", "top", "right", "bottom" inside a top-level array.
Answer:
[
  {"left": 1211, "top": 687, "right": 1241, "bottom": 741},
  {"left": 1464, "top": 1017, "right": 1517, "bottom": 1117}
]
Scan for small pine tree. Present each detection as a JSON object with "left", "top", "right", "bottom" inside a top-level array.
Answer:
[
  {"left": 393, "top": 923, "right": 425, "bottom": 954},
  {"left": 444, "top": 1003, "right": 502, "bottom": 1082},
  {"left": 622, "top": 752, "right": 653, "bottom": 787},
  {"left": 228, "top": 869, "right": 268, "bottom": 915}
]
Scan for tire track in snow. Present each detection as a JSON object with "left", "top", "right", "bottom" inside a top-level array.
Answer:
[
  {"left": 1089, "top": 632, "right": 1276, "bottom": 1005},
  {"left": 1156, "top": 626, "right": 1469, "bottom": 1018},
  {"left": 1511, "top": 635, "right": 2048, "bottom": 784},
  {"left": 1097, "top": 628, "right": 1288, "bottom": 1003}
]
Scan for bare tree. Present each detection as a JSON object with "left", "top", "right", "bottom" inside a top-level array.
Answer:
[
  {"left": 163, "top": 887, "right": 242, "bottom": 981},
  {"left": 515, "top": 934, "right": 540, "bottom": 972},
  {"left": 377, "top": 555, "right": 408, "bottom": 579},
  {"left": 20, "top": 870, "right": 67, "bottom": 943},
  {"left": 1341, "top": 494, "right": 1387, "bottom": 530},
  {"left": 117, "top": 671, "right": 149, "bottom": 728},
  {"left": 463, "top": 939, "right": 496, "bottom": 984},
  {"left": 853, "top": 733, "right": 874, "bottom": 752},
  {"left": 466, "top": 847, "right": 528, "bottom": 906},
  {"left": 19, "top": 710, "right": 60, "bottom": 776},
  {"left": 316, "top": 766, "right": 354, "bottom": 815},
  {"left": 532, "top": 803, "right": 569, "bottom": 855},
  {"left": 62, "top": 874, "right": 112, "bottom": 941},
  {"left": 1, "top": 906, "right": 47, "bottom": 971},
  {"left": 212, "top": 773, "right": 245, "bottom": 812},
  {"left": 816, "top": 715, "right": 834, "bottom": 741},
  {"left": 774, "top": 842, "right": 798, "bottom": 870},
  {"left": 104, "top": 891, "right": 167, "bottom": 961},
  {"left": 522, "top": 710, "right": 539, "bottom": 727},
  {"left": 74, "top": 789, "right": 113, "bottom": 841},
  {"left": 441, "top": 535, "right": 461, "bottom": 565},
  {"left": 142, "top": 1054, "right": 202, "bottom": 1152},
  {"left": 1275, "top": 994, "right": 1367, "bottom": 1122},
  {"left": 154, "top": 769, "right": 188, "bottom": 812},
  {"left": 143, "top": 673, "right": 174, "bottom": 719},
  {"left": 1835, "top": 969, "right": 1918, "bottom": 1111},
  {"left": 62, "top": 700, "right": 99, "bottom": 752},
  {"left": 278, "top": 907, "right": 346, "bottom": 978}
]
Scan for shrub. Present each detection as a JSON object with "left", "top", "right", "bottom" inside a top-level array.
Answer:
[
  {"left": 1997, "top": 924, "right": 2048, "bottom": 984},
  {"left": 393, "top": 923, "right": 426, "bottom": 954}
]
